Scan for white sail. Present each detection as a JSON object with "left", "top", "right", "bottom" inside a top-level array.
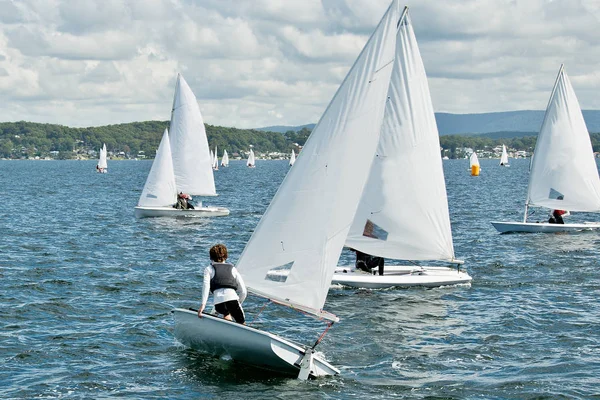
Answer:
[
  {"left": 247, "top": 149, "right": 255, "bottom": 167},
  {"left": 98, "top": 144, "right": 108, "bottom": 169},
  {"left": 469, "top": 152, "right": 480, "bottom": 168},
  {"left": 289, "top": 149, "right": 296, "bottom": 166},
  {"left": 213, "top": 146, "right": 218, "bottom": 170},
  {"left": 236, "top": 0, "right": 402, "bottom": 321},
  {"left": 138, "top": 129, "right": 177, "bottom": 207},
  {"left": 221, "top": 150, "right": 229, "bottom": 167},
  {"left": 500, "top": 144, "right": 509, "bottom": 166},
  {"left": 345, "top": 9, "right": 455, "bottom": 262},
  {"left": 527, "top": 65, "right": 600, "bottom": 212},
  {"left": 169, "top": 74, "right": 216, "bottom": 196}
]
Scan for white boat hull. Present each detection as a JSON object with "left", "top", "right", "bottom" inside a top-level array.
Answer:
[
  {"left": 134, "top": 206, "right": 230, "bottom": 218},
  {"left": 491, "top": 221, "right": 600, "bottom": 234},
  {"left": 267, "top": 265, "right": 471, "bottom": 289},
  {"left": 172, "top": 308, "right": 339, "bottom": 378}
]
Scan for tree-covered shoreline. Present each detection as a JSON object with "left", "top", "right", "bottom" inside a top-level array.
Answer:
[{"left": 0, "top": 120, "right": 598, "bottom": 160}]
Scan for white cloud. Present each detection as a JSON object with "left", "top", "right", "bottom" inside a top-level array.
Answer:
[{"left": 0, "top": 0, "right": 598, "bottom": 128}]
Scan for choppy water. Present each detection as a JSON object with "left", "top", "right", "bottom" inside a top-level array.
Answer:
[{"left": 1, "top": 158, "right": 600, "bottom": 399}]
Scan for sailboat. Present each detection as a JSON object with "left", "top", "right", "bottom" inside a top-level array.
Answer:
[
  {"left": 491, "top": 65, "right": 600, "bottom": 233},
  {"left": 269, "top": 7, "right": 470, "bottom": 289},
  {"left": 212, "top": 146, "right": 219, "bottom": 171},
  {"left": 221, "top": 150, "right": 229, "bottom": 167},
  {"left": 500, "top": 144, "right": 510, "bottom": 166},
  {"left": 97, "top": 143, "right": 108, "bottom": 173},
  {"left": 172, "top": 0, "right": 403, "bottom": 379},
  {"left": 247, "top": 148, "right": 256, "bottom": 168},
  {"left": 134, "top": 74, "right": 229, "bottom": 218},
  {"left": 289, "top": 149, "right": 296, "bottom": 166},
  {"left": 470, "top": 151, "right": 480, "bottom": 176}
]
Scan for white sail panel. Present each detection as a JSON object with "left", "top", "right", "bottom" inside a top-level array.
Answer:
[
  {"left": 527, "top": 66, "right": 600, "bottom": 211},
  {"left": 236, "top": 1, "right": 402, "bottom": 320},
  {"left": 98, "top": 144, "right": 108, "bottom": 169},
  {"left": 169, "top": 74, "right": 216, "bottom": 196},
  {"left": 469, "top": 152, "right": 479, "bottom": 168},
  {"left": 247, "top": 149, "right": 255, "bottom": 167},
  {"left": 289, "top": 149, "right": 296, "bottom": 166},
  {"left": 138, "top": 129, "right": 177, "bottom": 207},
  {"left": 500, "top": 144, "right": 509, "bottom": 165},
  {"left": 345, "top": 10, "right": 455, "bottom": 262},
  {"left": 221, "top": 150, "right": 229, "bottom": 166}
]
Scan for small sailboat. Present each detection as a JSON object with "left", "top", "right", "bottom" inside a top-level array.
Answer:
[
  {"left": 500, "top": 144, "right": 510, "bottom": 166},
  {"left": 491, "top": 65, "right": 600, "bottom": 233},
  {"left": 134, "top": 74, "right": 229, "bottom": 218},
  {"left": 173, "top": 0, "right": 404, "bottom": 379},
  {"left": 212, "top": 146, "right": 218, "bottom": 171},
  {"left": 470, "top": 152, "right": 480, "bottom": 176},
  {"left": 289, "top": 149, "right": 296, "bottom": 166},
  {"left": 247, "top": 148, "right": 256, "bottom": 168},
  {"left": 97, "top": 143, "right": 108, "bottom": 173},
  {"left": 221, "top": 150, "right": 229, "bottom": 167}
]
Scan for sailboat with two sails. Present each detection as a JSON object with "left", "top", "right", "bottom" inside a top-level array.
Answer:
[
  {"left": 491, "top": 65, "right": 600, "bottom": 233},
  {"left": 134, "top": 74, "right": 229, "bottom": 218},
  {"left": 96, "top": 143, "right": 108, "bottom": 173},
  {"left": 172, "top": 0, "right": 406, "bottom": 379}
]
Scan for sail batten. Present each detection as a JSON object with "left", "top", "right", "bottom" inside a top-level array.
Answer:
[
  {"left": 236, "top": 0, "right": 403, "bottom": 318},
  {"left": 527, "top": 65, "right": 600, "bottom": 212},
  {"left": 345, "top": 10, "right": 455, "bottom": 262}
]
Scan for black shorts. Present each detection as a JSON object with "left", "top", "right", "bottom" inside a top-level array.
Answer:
[{"left": 214, "top": 300, "right": 245, "bottom": 324}]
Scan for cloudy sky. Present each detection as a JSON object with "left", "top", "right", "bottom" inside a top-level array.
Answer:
[{"left": 0, "top": 0, "right": 599, "bottom": 129}]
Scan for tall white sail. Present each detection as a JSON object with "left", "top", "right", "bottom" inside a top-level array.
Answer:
[
  {"left": 345, "top": 9, "right": 455, "bottom": 262},
  {"left": 500, "top": 144, "right": 509, "bottom": 166},
  {"left": 247, "top": 149, "right": 255, "bottom": 167},
  {"left": 221, "top": 150, "right": 229, "bottom": 167},
  {"left": 98, "top": 144, "right": 108, "bottom": 169},
  {"left": 138, "top": 129, "right": 177, "bottom": 207},
  {"left": 236, "top": 0, "right": 402, "bottom": 321},
  {"left": 213, "top": 146, "right": 218, "bottom": 170},
  {"left": 169, "top": 74, "right": 216, "bottom": 196},
  {"left": 289, "top": 149, "right": 296, "bottom": 166},
  {"left": 527, "top": 65, "right": 600, "bottom": 212},
  {"left": 470, "top": 152, "right": 480, "bottom": 168}
]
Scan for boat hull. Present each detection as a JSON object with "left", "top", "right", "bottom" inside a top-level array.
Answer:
[
  {"left": 331, "top": 265, "right": 471, "bottom": 289},
  {"left": 267, "top": 265, "right": 471, "bottom": 289},
  {"left": 491, "top": 221, "right": 600, "bottom": 234},
  {"left": 172, "top": 308, "right": 339, "bottom": 378},
  {"left": 134, "top": 206, "right": 230, "bottom": 218}
]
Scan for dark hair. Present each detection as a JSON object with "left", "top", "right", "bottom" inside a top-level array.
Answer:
[{"left": 209, "top": 244, "right": 228, "bottom": 262}]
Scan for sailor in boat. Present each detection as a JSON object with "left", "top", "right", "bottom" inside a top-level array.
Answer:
[
  {"left": 174, "top": 192, "right": 195, "bottom": 210},
  {"left": 198, "top": 244, "right": 247, "bottom": 324},
  {"left": 548, "top": 196, "right": 570, "bottom": 224},
  {"left": 350, "top": 248, "right": 384, "bottom": 275}
]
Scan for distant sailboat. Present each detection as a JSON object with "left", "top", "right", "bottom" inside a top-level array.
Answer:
[
  {"left": 500, "top": 144, "right": 510, "bottom": 166},
  {"left": 247, "top": 148, "right": 256, "bottom": 168},
  {"left": 221, "top": 150, "right": 229, "bottom": 167},
  {"left": 470, "top": 152, "right": 480, "bottom": 176},
  {"left": 289, "top": 149, "right": 296, "bottom": 166},
  {"left": 212, "top": 146, "right": 218, "bottom": 171},
  {"left": 172, "top": 0, "right": 404, "bottom": 379},
  {"left": 491, "top": 65, "right": 600, "bottom": 233},
  {"left": 97, "top": 143, "right": 108, "bottom": 173},
  {"left": 134, "top": 74, "right": 230, "bottom": 218}
]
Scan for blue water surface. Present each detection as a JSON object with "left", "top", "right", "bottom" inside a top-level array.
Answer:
[{"left": 1, "top": 158, "right": 599, "bottom": 399}]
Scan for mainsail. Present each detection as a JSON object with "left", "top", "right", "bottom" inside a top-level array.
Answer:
[
  {"left": 236, "top": 0, "right": 402, "bottom": 321},
  {"left": 345, "top": 9, "right": 456, "bottom": 263}
]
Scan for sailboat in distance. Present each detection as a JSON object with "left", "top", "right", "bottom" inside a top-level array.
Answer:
[
  {"left": 221, "top": 150, "right": 229, "bottom": 167},
  {"left": 97, "top": 143, "right": 108, "bottom": 173},
  {"left": 247, "top": 148, "right": 256, "bottom": 168},
  {"left": 500, "top": 144, "right": 510, "bottom": 166},
  {"left": 212, "top": 146, "right": 218, "bottom": 171},
  {"left": 134, "top": 74, "right": 229, "bottom": 218},
  {"left": 289, "top": 149, "right": 296, "bottom": 166},
  {"left": 173, "top": 0, "right": 403, "bottom": 379},
  {"left": 470, "top": 151, "right": 480, "bottom": 176},
  {"left": 491, "top": 65, "right": 600, "bottom": 233}
]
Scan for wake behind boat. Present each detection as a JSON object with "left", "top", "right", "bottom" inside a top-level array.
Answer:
[
  {"left": 491, "top": 65, "right": 600, "bottom": 234},
  {"left": 173, "top": 1, "right": 406, "bottom": 379}
]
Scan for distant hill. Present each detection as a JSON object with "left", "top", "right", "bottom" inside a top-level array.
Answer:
[{"left": 258, "top": 110, "right": 600, "bottom": 135}]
